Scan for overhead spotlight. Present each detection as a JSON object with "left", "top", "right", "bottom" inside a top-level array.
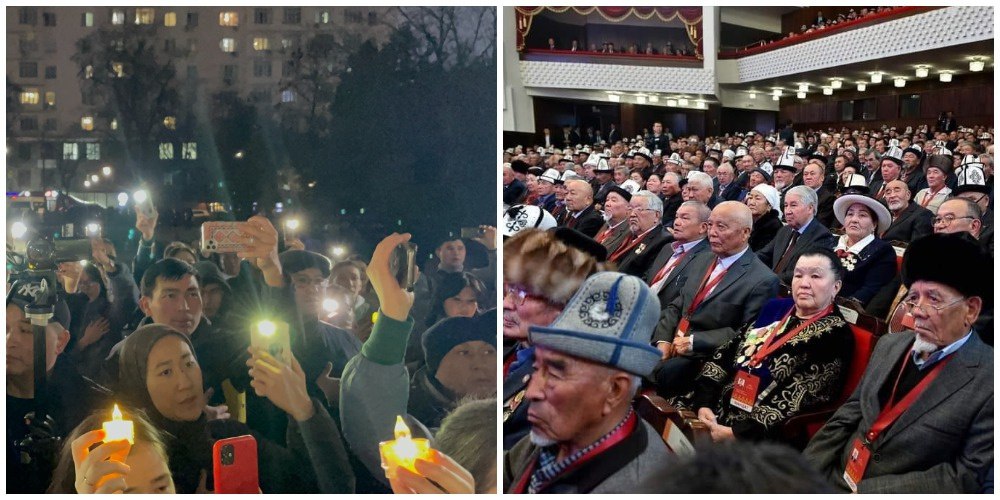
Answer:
[
  {"left": 798, "top": 84, "right": 809, "bottom": 92},
  {"left": 797, "top": 92, "right": 806, "bottom": 99},
  {"left": 636, "top": 95, "right": 647, "bottom": 104},
  {"left": 648, "top": 95, "right": 659, "bottom": 103},
  {"left": 915, "top": 66, "right": 929, "bottom": 78},
  {"left": 939, "top": 71, "right": 953, "bottom": 82},
  {"left": 84, "top": 180, "right": 92, "bottom": 188},
  {"left": 678, "top": 98, "right": 689, "bottom": 106},
  {"left": 831, "top": 79, "right": 842, "bottom": 89},
  {"left": 608, "top": 94, "right": 620, "bottom": 103},
  {"left": 894, "top": 77, "right": 906, "bottom": 88},
  {"left": 772, "top": 89, "right": 782, "bottom": 97},
  {"left": 857, "top": 82, "right": 867, "bottom": 91},
  {"left": 823, "top": 87, "right": 833, "bottom": 95},
  {"left": 748, "top": 92, "right": 756, "bottom": 99},
  {"left": 871, "top": 72, "right": 883, "bottom": 83},
  {"left": 666, "top": 99, "right": 677, "bottom": 106},
  {"left": 90, "top": 174, "right": 99, "bottom": 183},
  {"left": 969, "top": 58, "right": 985, "bottom": 72}
]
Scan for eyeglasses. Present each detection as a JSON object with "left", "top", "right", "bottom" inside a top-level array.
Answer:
[
  {"left": 628, "top": 206, "right": 658, "bottom": 214},
  {"left": 902, "top": 296, "right": 966, "bottom": 316},
  {"left": 291, "top": 277, "right": 329, "bottom": 289},
  {"left": 931, "top": 215, "right": 976, "bottom": 226},
  {"left": 504, "top": 284, "right": 555, "bottom": 307}
]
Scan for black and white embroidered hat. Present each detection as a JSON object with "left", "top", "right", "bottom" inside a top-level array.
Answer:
[
  {"left": 502, "top": 205, "right": 558, "bottom": 239},
  {"left": 529, "top": 272, "right": 661, "bottom": 377}
]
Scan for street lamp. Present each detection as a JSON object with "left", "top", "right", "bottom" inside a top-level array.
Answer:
[{"left": 102, "top": 165, "right": 112, "bottom": 176}]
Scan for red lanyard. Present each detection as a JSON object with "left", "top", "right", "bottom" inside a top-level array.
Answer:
[
  {"left": 596, "top": 220, "right": 624, "bottom": 244},
  {"left": 919, "top": 187, "right": 943, "bottom": 208},
  {"left": 749, "top": 305, "right": 833, "bottom": 367},
  {"left": 608, "top": 226, "right": 654, "bottom": 262},
  {"left": 650, "top": 247, "right": 687, "bottom": 285},
  {"left": 686, "top": 259, "right": 728, "bottom": 316},
  {"left": 864, "top": 352, "right": 952, "bottom": 445}
]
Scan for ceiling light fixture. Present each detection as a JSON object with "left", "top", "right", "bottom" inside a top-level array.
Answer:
[
  {"left": 831, "top": 79, "right": 842, "bottom": 89},
  {"left": 939, "top": 71, "right": 953, "bottom": 82},
  {"left": 636, "top": 95, "right": 647, "bottom": 104},
  {"left": 871, "top": 72, "right": 883, "bottom": 83},
  {"left": 798, "top": 84, "right": 809, "bottom": 92},
  {"left": 894, "top": 77, "right": 906, "bottom": 88},
  {"left": 915, "top": 66, "right": 929, "bottom": 78},
  {"left": 857, "top": 82, "right": 867, "bottom": 91},
  {"left": 772, "top": 95, "right": 779, "bottom": 101},
  {"left": 678, "top": 98, "right": 689, "bottom": 106},
  {"left": 666, "top": 99, "right": 677, "bottom": 106},
  {"left": 822, "top": 87, "right": 833, "bottom": 95},
  {"left": 748, "top": 92, "right": 756, "bottom": 99},
  {"left": 648, "top": 95, "right": 659, "bottom": 103},
  {"left": 797, "top": 92, "right": 806, "bottom": 99},
  {"left": 970, "top": 58, "right": 985, "bottom": 72}
]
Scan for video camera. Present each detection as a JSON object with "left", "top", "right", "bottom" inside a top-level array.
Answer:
[{"left": 7, "top": 192, "right": 103, "bottom": 274}]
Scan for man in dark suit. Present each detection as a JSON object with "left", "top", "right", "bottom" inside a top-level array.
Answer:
[
  {"left": 881, "top": 180, "right": 933, "bottom": 243},
  {"left": 660, "top": 172, "right": 684, "bottom": 228},
  {"left": 804, "top": 233, "right": 992, "bottom": 493},
  {"left": 647, "top": 122, "right": 671, "bottom": 157},
  {"left": 503, "top": 163, "right": 528, "bottom": 206},
  {"left": 560, "top": 179, "right": 604, "bottom": 238},
  {"left": 645, "top": 201, "right": 711, "bottom": 310},
  {"left": 608, "top": 124, "right": 621, "bottom": 145},
  {"left": 756, "top": 185, "right": 838, "bottom": 285},
  {"left": 651, "top": 202, "right": 780, "bottom": 396},
  {"left": 804, "top": 162, "right": 837, "bottom": 229},
  {"left": 716, "top": 163, "right": 742, "bottom": 202},
  {"left": 612, "top": 191, "right": 672, "bottom": 277}
]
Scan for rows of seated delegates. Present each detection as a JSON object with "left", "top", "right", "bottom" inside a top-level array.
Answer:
[
  {"left": 501, "top": 118, "right": 993, "bottom": 493},
  {"left": 7, "top": 201, "right": 499, "bottom": 493}
]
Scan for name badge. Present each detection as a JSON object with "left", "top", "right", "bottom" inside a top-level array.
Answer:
[
  {"left": 676, "top": 317, "right": 690, "bottom": 338},
  {"left": 729, "top": 370, "right": 760, "bottom": 412},
  {"left": 843, "top": 438, "right": 871, "bottom": 493}
]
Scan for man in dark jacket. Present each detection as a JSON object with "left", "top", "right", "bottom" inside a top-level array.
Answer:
[
  {"left": 756, "top": 186, "right": 838, "bottom": 285},
  {"left": 560, "top": 179, "right": 604, "bottom": 238},
  {"left": 881, "top": 180, "right": 933, "bottom": 243}
]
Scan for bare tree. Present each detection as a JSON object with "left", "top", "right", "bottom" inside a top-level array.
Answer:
[{"left": 395, "top": 7, "right": 495, "bottom": 69}]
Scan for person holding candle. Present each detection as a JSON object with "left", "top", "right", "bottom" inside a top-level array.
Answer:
[
  {"left": 676, "top": 248, "right": 854, "bottom": 444},
  {"left": 116, "top": 323, "right": 354, "bottom": 493},
  {"left": 48, "top": 408, "right": 175, "bottom": 494}
]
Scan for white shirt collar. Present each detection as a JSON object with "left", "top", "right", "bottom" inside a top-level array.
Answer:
[
  {"left": 717, "top": 245, "right": 749, "bottom": 270},
  {"left": 836, "top": 233, "right": 875, "bottom": 254},
  {"left": 675, "top": 238, "right": 705, "bottom": 253}
]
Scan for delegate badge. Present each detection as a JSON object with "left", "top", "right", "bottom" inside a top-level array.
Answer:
[
  {"left": 843, "top": 437, "right": 871, "bottom": 493},
  {"left": 729, "top": 370, "right": 760, "bottom": 412}
]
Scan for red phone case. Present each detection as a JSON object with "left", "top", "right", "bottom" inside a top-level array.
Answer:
[
  {"left": 201, "top": 221, "right": 247, "bottom": 254},
  {"left": 213, "top": 435, "right": 259, "bottom": 494}
]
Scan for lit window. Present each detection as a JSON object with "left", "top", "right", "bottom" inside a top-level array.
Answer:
[
  {"left": 219, "top": 11, "right": 239, "bottom": 27},
  {"left": 84, "top": 65, "right": 94, "bottom": 79},
  {"left": 111, "top": 62, "right": 124, "bottom": 78},
  {"left": 316, "top": 11, "right": 330, "bottom": 24},
  {"left": 253, "top": 37, "right": 269, "bottom": 50},
  {"left": 83, "top": 12, "right": 93, "bottom": 27},
  {"left": 281, "top": 90, "right": 294, "bottom": 102},
  {"left": 164, "top": 12, "right": 176, "bottom": 26},
  {"left": 111, "top": 119, "right": 118, "bottom": 130},
  {"left": 281, "top": 38, "right": 294, "bottom": 49},
  {"left": 182, "top": 142, "right": 197, "bottom": 160},
  {"left": 220, "top": 38, "right": 236, "bottom": 53},
  {"left": 45, "top": 91, "right": 55, "bottom": 107},
  {"left": 63, "top": 143, "right": 79, "bottom": 160},
  {"left": 112, "top": 9, "right": 125, "bottom": 25},
  {"left": 81, "top": 116, "right": 94, "bottom": 131},
  {"left": 19, "top": 89, "right": 40, "bottom": 105},
  {"left": 86, "top": 143, "right": 100, "bottom": 160},
  {"left": 135, "top": 8, "right": 155, "bottom": 25},
  {"left": 163, "top": 116, "right": 177, "bottom": 129},
  {"left": 159, "top": 143, "right": 174, "bottom": 160}
]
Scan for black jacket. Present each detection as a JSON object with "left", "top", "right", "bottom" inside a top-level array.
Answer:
[
  {"left": 881, "top": 202, "right": 933, "bottom": 244},
  {"left": 561, "top": 205, "right": 605, "bottom": 238},
  {"left": 756, "top": 218, "right": 838, "bottom": 285},
  {"left": 749, "top": 210, "right": 783, "bottom": 252},
  {"left": 838, "top": 237, "right": 898, "bottom": 307},
  {"left": 614, "top": 225, "right": 673, "bottom": 278}
]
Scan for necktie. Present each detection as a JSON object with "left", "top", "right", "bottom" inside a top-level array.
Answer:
[
  {"left": 774, "top": 230, "right": 800, "bottom": 273},
  {"left": 650, "top": 244, "right": 686, "bottom": 287}
]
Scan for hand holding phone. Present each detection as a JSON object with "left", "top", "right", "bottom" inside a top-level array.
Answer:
[
  {"left": 388, "top": 242, "right": 418, "bottom": 292},
  {"left": 201, "top": 222, "right": 249, "bottom": 254},
  {"left": 213, "top": 435, "right": 258, "bottom": 494},
  {"left": 367, "top": 233, "right": 416, "bottom": 322}
]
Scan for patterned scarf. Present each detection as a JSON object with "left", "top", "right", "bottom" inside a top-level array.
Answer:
[{"left": 527, "top": 408, "right": 636, "bottom": 493}]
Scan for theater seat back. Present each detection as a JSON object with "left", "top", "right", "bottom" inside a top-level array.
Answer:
[{"left": 801, "top": 323, "right": 876, "bottom": 438}]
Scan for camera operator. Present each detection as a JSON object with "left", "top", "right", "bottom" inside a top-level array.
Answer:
[{"left": 6, "top": 295, "right": 108, "bottom": 493}]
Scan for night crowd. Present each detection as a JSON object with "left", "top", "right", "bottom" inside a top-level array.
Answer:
[
  {"left": 7, "top": 203, "right": 498, "bottom": 493},
  {"left": 502, "top": 117, "right": 993, "bottom": 493}
]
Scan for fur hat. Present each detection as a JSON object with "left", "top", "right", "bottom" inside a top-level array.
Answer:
[
  {"left": 902, "top": 233, "right": 991, "bottom": 303},
  {"left": 503, "top": 228, "right": 609, "bottom": 304}
]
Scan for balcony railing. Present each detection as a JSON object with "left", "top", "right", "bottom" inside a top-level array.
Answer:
[{"left": 521, "top": 48, "right": 702, "bottom": 68}]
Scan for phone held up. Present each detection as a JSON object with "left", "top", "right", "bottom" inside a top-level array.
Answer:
[
  {"left": 389, "top": 242, "right": 418, "bottom": 291},
  {"left": 201, "top": 221, "right": 250, "bottom": 254},
  {"left": 213, "top": 435, "right": 259, "bottom": 494}
]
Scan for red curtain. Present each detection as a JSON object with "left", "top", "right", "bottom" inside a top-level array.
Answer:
[{"left": 515, "top": 7, "right": 703, "bottom": 55}]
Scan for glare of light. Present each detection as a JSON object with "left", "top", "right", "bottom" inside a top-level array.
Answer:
[
  {"left": 748, "top": 93, "right": 756, "bottom": 100},
  {"left": 915, "top": 66, "right": 929, "bottom": 78},
  {"left": 275, "top": 202, "right": 284, "bottom": 209},
  {"left": 608, "top": 94, "right": 620, "bottom": 103},
  {"left": 257, "top": 320, "right": 276, "bottom": 336},
  {"left": 234, "top": 151, "right": 244, "bottom": 159},
  {"left": 117, "top": 192, "right": 129, "bottom": 207},
  {"left": 285, "top": 218, "right": 300, "bottom": 231},
  {"left": 939, "top": 72, "right": 953, "bottom": 82},
  {"left": 830, "top": 79, "right": 842, "bottom": 89},
  {"left": 871, "top": 72, "right": 883, "bottom": 83},
  {"left": 11, "top": 221, "right": 28, "bottom": 239},
  {"left": 857, "top": 82, "right": 867, "bottom": 91},
  {"left": 772, "top": 95, "right": 779, "bottom": 101},
  {"left": 90, "top": 174, "right": 99, "bottom": 183},
  {"left": 823, "top": 87, "right": 833, "bottom": 95},
  {"left": 102, "top": 166, "right": 112, "bottom": 176},
  {"left": 798, "top": 84, "right": 809, "bottom": 92},
  {"left": 635, "top": 95, "right": 646, "bottom": 104},
  {"left": 648, "top": 95, "right": 659, "bottom": 103},
  {"left": 84, "top": 180, "right": 92, "bottom": 188},
  {"left": 133, "top": 190, "right": 148, "bottom": 204},
  {"left": 797, "top": 92, "right": 806, "bottom": 99},
  {"left": 323, "top": 298, "right": 339, "bottom": 313},
  {"left": 86, "top": 223, "right": 100, "bottom": 235},
  {"left": 969, "top": 59, "right": 985, "bottom": 72},
  {"left": 894, "top": 78, "right": 906, "bottom": 88},
  {"left": 307, "top": 181, "right": 316, "bottom": 188},
  {"left": 666, "top": 99, "right": 677, "bottom": 106},
  {"left": 331, "top": 246, "right": 346, "bottom": 258},
  {"left": 772, "top": 89, "right": 782, "bottom": 97},
  {"left": 678, "top": 98, "right": 689, "bottom": 106}
]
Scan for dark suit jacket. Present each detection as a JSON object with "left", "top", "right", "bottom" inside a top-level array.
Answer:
[
  {"left": 815, "top": 186, "right": 837, "bottom": 229},
  {"left": 881, "top": 202, "right": 933, "bottom": 244},
  {"left": 614, "top": 225, "right": 672, "bottom": 278},
  {"left": 597, "top": 220, "right": 631, "bottom": 256},
  {"left": 644, "top": 238, "right": 710, "bottom": 311},
  {"left": 647, "top": 135, "right": 670, "bottom": 155},
  {"left": 652, "top": 248, "right": 779, "bottom": 357},
  {"left": 756, "top": 218, "right": 838, "bottom": 285},
  {"left": 838, "top": 237, "right": 898, "bottom": 307},
  {"left": 502, "top": 348, "right": 534, "bottom": 450},
  {"left": 749, "top": 210, "right": 783, "bottom": 252},
  {"left": 719, "top": 182, "right": 742, "bottom": 202},
  {"left": 608, "top": 129, "right": 621, "bottom": 144},
  {"left": 804, "top": 332, "right": 993, "bottom": 493},
  {"left": 561, "top": 205, "right": 604, "bottom": 238},
  {"left": 660, "top": 194, "right": 683, "bottom": 227}
]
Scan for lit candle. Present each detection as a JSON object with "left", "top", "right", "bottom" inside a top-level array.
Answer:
[
  {"left": 379, "top": 416, "right": 431, "bottom": 474},
  {"left": 102, "top": 404, "right": 135, "bottom": 444}
]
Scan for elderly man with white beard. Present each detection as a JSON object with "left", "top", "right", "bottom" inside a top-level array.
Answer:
[{"left": 880, "top": 180, "right": 934, "bottom": 243}]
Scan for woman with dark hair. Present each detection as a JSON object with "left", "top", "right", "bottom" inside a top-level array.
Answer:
[
  {"left": 66, "top": 263, "right": 124, "bottom": 379},
  {"left": 115, "top": 324, "right": 354, "bottom": 493},
  {"left": 831, "top": 192, "right": 897, "bottom": 307},
  {"left": 405, "top": 272, "right": 484, "bottom": 370},
  {"left": 48, "top": 408, "right": 175, "bottom": 493},
  {"left": 681, "top": 248, "right": 855, "bottom": 444}
]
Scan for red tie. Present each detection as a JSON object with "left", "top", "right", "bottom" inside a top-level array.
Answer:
[{"left": 649, "top": 244, "right": 687, "bottom": 285}]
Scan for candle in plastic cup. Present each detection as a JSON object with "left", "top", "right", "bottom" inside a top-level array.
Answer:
[
  {"left": 102, "top": 404, "right": 135, "bottom": 462},
  {"left": 379, "top": 416, "right": 431, "bottom": 474}
]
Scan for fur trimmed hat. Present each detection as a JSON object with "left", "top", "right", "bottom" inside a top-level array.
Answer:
[
  {"left": 902, "top": 232, "right": 991, "bottom": 303},
  {"left": 503, "top": 228, "right": 610, "bottom": 304}
]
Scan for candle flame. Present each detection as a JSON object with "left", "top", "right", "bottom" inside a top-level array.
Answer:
[
  {"left": 112, "top": 404, "right": 123, "bottom": 421},
  {"left": 393, "top": 415, "right": 411, "bottom": 440}
]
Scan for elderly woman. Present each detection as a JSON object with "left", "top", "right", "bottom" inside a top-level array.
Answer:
[
  {"left": 914, "top": 155, "right": 953, "bottom": 215},
  {"left": 116, "top": 324, "right": 354, "bottom": 493},
  {"left": 831, "top": 190, "right": 897, "bottom": 307},
  {"left": 745, "top": 184, "right": 783, "bottom": 251},
  {"left": 684, "top": 248, "right": 854, "bottom": 443}
]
